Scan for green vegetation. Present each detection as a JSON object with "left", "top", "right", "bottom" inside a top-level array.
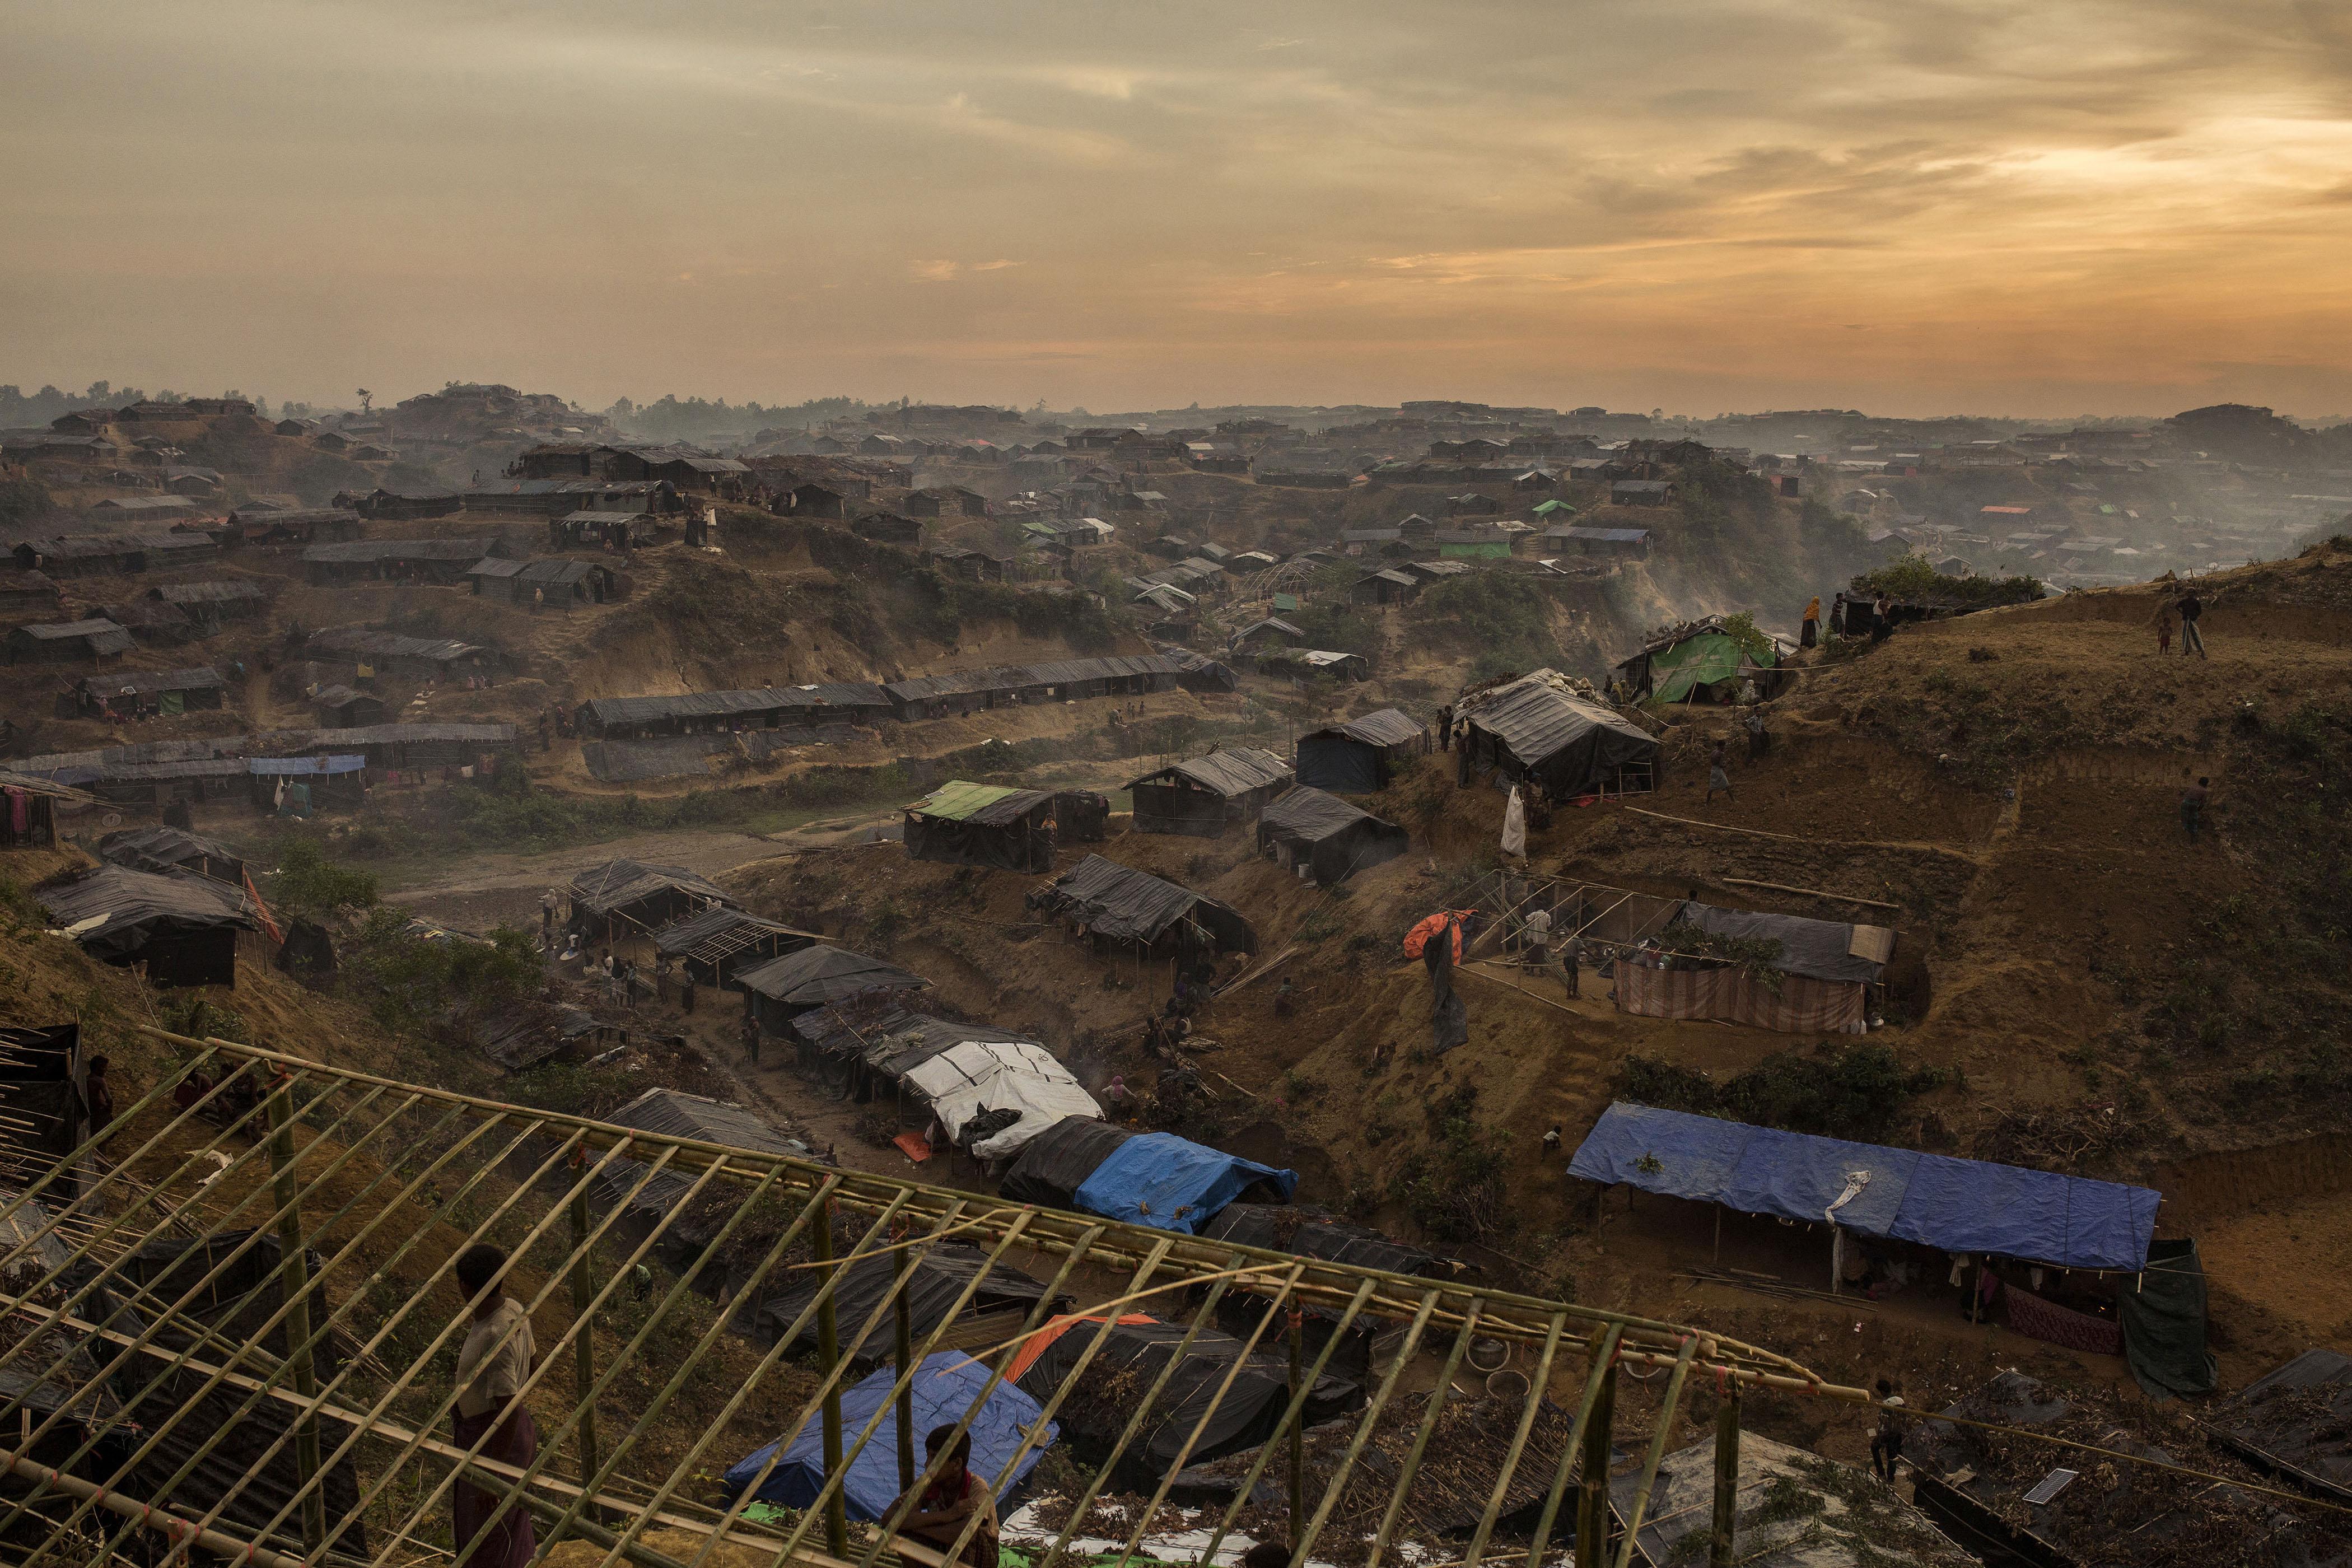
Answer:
[
  {"left": 1391, "top": 1084, "right": 1510, "bottom": 1240},
  {"left": 1411, "top": 573, "right": 1564, "bottom": 681},
  {"left": 1616, "top": 1043, "right": 1953, "bottom": 1141},
  {"left": 0, "top": 478, "right": 54, "bottom": 532},
  {"left": 1288, "top": 601, "right": 1380, "bottom": 659},
  {"left": 1850, "top": 555, "right": 2042, "bottom": 608},
  {"left": 340, "top": 906, "right": 543, "bottom": 1035},
  {"left": 1714, "top": 610, "right": 1775, "bottom": 665},
  {"left": 1649, "top": 926, "right": 1788, "bottom": 993},
  {"left": 268, "top": 839, "right": 380, "bottom": 917}
]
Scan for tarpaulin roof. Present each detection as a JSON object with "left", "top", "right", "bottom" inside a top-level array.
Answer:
[
  {"left": 902, "top": 1040, "right": 1102, "bottom": 1160},
  {"left": 97, "top": 826, "right": 244, "bottom": 878},
  {"left": 1198, "top": 1205, "right": 1441, "bottom": 1279},
  {"left": 1306, "top": 708, "right": 1424, "bottom": 749},
  {"left": 651, "top": 906, "right": 815, "bottom": 963},
  {"left": 792, "top": 1003, "right": 1035, "bottom": 1077},
  {"left": 306, "top": 626, "right": 490, "bottom": 664},
  {"left": 723, "top": 1353, "right": 1053, "bottom": 1517},
  {"left": 738, "top": 1244, "right": 1058, "bottom": 1362},
  {"left": 1547, "top": 526, "right": 1650, "bottom": 543},
  {"left": 1124, "top": 746, "right": 1292, "bottom": 799},
  {"left": 999, "top": 1117, "right": 1136, "bottom": 1210},
  {"left": 1671, "top": 902, "right": 1892, "bottom": 984},
  {"left": 1074, "top": 1131, "right": 1298, "bottom": 1234},
  {"left": 1452, "top": 668, "right": 1658, "bottom": 792},
  {"left": 301, "top": 538, "right": 496, "bottom": 563},
  {"left": 1011, "top": 1313, "right": 1355, "bottom": 1487},
  {"left": 2209, "top": 1348, "right": 2352, "bottom": 1499},
  {"left": 248, "top": 755, "right": 365, "bottom": 776},
  {"left": 81, "top": 666, "right": 225, "bottom": 696},
  {"left": 1258, "top": 786, "right": 1387, "bottom": 846},
  {"left": 738, "top": 944, "right": 928, "bottom": 1009},
  {"left": 1038, "top": 856, "right": 1257, "bottom": 950},
  {"left": 11, "top": 620, "right": 132, "bottom": 655},
  {"left": 904, "top": 780, "right": 1054, "bottom": 826},
  {"left": 604, "top": 1088, "right": 806, "bottom": 1155},
  {"left": 1640, "top": 628, "right": 1778, "bottom": 704},
  {"left": 35, "top": 865, "right": 255, "bottom": 958},
  {"left": 1567, "top": 1102, "right": 2158, "bottom": 1270},
  {"left": 567, "top": 858, "right": 735, "bottom": 917}
]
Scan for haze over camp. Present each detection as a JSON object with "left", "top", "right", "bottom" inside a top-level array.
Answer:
[{"left": 4, "top": 7, "right": 2352, "bottom": 1568}]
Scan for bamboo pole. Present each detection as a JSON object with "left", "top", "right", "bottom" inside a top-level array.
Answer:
[
  {"left": 1457, "top": 1310, "right": 1567, "bottom": 1568},
  {"left": 1366, "top": 1299, "right": 1486, "bottom": 1568},
  {"left": 568, "top": 1151, "right": 603, "bottom": 1526},
  {"left": 1611, "top": 1336, "right": 1698, "bottom": 1568},
  {"left": 0, "top": 1447, "right": 309, "bottom": 1568},
  {"left": 1572, "top": 1334, "right": 1621, "bottom": 1568},
  {"left": 893, "top": 1219, "right": 915, "bottom": 1494},
  {"left": 1287, "top": 1304, "right": 1305, "bottom": 1555},
  {"left": 1710, "top": 1378, "right": 1739, "bottom": 1568},
  {"left": 1289, "top": 1290, "right": 1441, "bottom": 1568},
  {"left": 262, "top": 1075, "right": 326, "bottom": 1555},
  {"left": 814, "top": 1193, "right": 849, "bottom": 1561},
  {"left": 1719, "top": 876, "right": 1899, "bottom": 912}
]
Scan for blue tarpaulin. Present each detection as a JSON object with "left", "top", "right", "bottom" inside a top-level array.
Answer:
[
  {"left": 1567, "top": 1102, "right": 2158, "bottom": 1270},
  {"left": 1072, "top": 1132, "right": 1299, "bottom": 1234},
  {"left": 721, "top": 1352, "right": 1054, "bottom": 1519}
]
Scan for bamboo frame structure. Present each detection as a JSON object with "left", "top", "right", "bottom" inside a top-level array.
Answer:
[{"left": 3, "top": 1031, "right": 2275, "bottom": 1568}]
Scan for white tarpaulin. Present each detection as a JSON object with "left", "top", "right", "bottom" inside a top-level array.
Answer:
[
  {"left": 1500, "top": 785, "right": 1526, "bottom": 858},
  {"left": 902, "top": 1040, "right": 1102, "bottom": 1161}
]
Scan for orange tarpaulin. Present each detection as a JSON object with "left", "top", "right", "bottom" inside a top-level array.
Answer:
[
  {"left": 893, "top": 1131, "right": 934, "bottom": 1164},
  {"left": 1401, "top": 911, "right": 1473, "bottom": 963},
  {"left": 1007, "top": 1313, "right": 1157, "bottom": 1383}
]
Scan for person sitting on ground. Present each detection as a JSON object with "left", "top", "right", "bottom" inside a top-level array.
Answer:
[{"left": 889, "top": 1426, "right": 999, "bottom": 1568}]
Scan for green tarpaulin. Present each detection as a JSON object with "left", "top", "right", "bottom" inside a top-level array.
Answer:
[
  {"left": 1649, "top": 631, "right": 1776, "bottom": 704},
  {"left": 2120, "top": 1235, "right": 2217, "bottom": 1399}
]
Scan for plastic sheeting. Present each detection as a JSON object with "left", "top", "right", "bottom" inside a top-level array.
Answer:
[
  {"left": 1670, "top": 902, "right": 1891, "bottom": 984},
  {"left": 1567, "top": 1102, "right": 2158, "bottom": 1270},
  {"left": 2119, "top": 1236, "right": 2216, "bottom": 1399},
  {"left": 902, "top": 1040, "right": 1102, "bottom": 1160},
  {"left": 1072, "top": 1132, "right": 1298, "bottom": 1234},
  {"left": 998, "top": 1117, "right": 1135, "bottom": 1209},
  {"left": 722, "top": 1352, "right": 1054, "bottom": 1516},
  {"left": 735, "top": 1243, "right": 1057, "bottom": 1358}
]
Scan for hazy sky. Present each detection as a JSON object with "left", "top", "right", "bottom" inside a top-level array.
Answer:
[{"left": 6, "top": 1, "right": 2352, "bottom": 417}]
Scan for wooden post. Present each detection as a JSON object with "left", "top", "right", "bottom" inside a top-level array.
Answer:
[
  {"left": 567, "top": 1152, "right": 602, "bottom": 1525},
  {"left": 1287, "top": 1302, "right": 1305, "bottom": 1553},
  {"left": 262, "top": 1076, "right": 326, "bottom": 1555},
  {"left": 1575, "top": 1356, "right": 1616, "bottom": 1568},
  {"left": 1709, "top": 1379, "right": 1739, "bottom": 1567},
  {"left": 813, "top": 1193, "right": 848, "bottom": 1558},
  {"left": 893, "top": 1220, "right": 916, "bottom": 1493}
]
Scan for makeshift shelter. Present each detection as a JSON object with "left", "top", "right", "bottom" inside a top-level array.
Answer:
[
  {"left": 1544, "top": 525, "right": 1651, "bottom": 559},
  {"left": 97, "top": 825, "right": 246, "bottom": 885},
  {"left": 0, "top": 768, "right": 95, "bottom": 850},
  {"left": 722, "top": 1352, "right": 1055, "bottom": 1518},
  {"left": 1011, "top": 1313, "right": 1356, "bottom": 1488},
  {"left": 2121, "top": 1236, "right": 2216, "bottom": 1399},
  {"left": 1196, "top": 1205, "right": 1440, "bottom": 1384},
  {"left": 2209, "top": 1349, "right": 2352, "bottom": 1500},
  {"left": 250, "top": 754, "right": 367, "bottom": 814},
  {"left": 1294, "top": 707, "right": 1428, "bottom": 792},
  {"left": 310, "top": 683, "right": 388, "bottom": 728},
  {"left": 0, "top": 1024, "right": 86, "bottom": 1191},
  {"left": 1035, "top": 855, "right": 1257, "bottom": 959},
  {"left": 589, "top": 1089, "right": 809, "bottom": 1268},
  {"left": 1256, "top": 787, "right": 1409, "bottom": 886},
  {"left": 6, "top": 618, "right": 133, "bottom": 664},
  {"left": 998, "top": 1118, "right": 1296, "bottom": 1234},
  {"left": 737, "top": 1244, "right": 1061, "bottom": 1363},
  {"left": 1053, "top": 788, "right": 1110, "bottom": 843},
  {"left": 75, "top": 666, "right": 227, "bottom": 717},
  {"left": 901, "top": 1038, "right": 1101, "bottom": 1161},
  {"left": 740, "top": 944, "right": 928, "bottom": 1037},
  {"left": 1125, "top": 747, "right": 1293, "bottom": 837},
  {"left": 1615, "top": 901, "right": 1893, "bottom": 1034},
  {"left": 567, "top": 857, "right": 735, "bottom": 939},
  {"left": 789, "top": 1000, "right": 1037, "bottom": 1105},
  {"left": 1452, "top": 669, "right": 1659, "bottom": 799},
  {"left": 299, "top": 537, "right": 498, "bottom": 586},
  {"left": 1569, "top": 1102, "right": 2159, "bottom": 1286},
  {"left": 1910, "top": 1371, "right": 2314, "bottom": 1568},
  {"left": 652, "top": 906, "right": 815, "bottom": 987},
  {"left": 35, "top": 865, "right": 255, "bottom": 987},
  {"left": 902, "top": 781, "right": 1060, "bottom": 872},
  {"left": 1616, "top": 619, "right": 1781, "bottom": 705},
  {"left": 1612, "top": 1431, "right": 1973, "bottom": 1568}
]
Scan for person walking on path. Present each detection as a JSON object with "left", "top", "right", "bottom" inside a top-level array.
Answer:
[
  {"left": 2154, "top": 604, "right": 2175, "bottom": 656},
  {"left": 1437, "top": 702, "right": 1454, "bottom": 750},
  {"left": 2182, "top": 776, "right": 2211, "bottom": 843},
  {"left": 1706, "top": 740, "right": 1733, "bottom": 803},
  {"left": 1870, "top": 1378, "right": 1907, "bottom": 1483},
  {"left": 1800, "top": 595, "right": 1822, "bottom": 649},
  {"left": 2177, "top": 589, "right": 2208, "bottom": 656},
  {"left": 1559, "top": 930, "right": 1583, "bottom": 998}
]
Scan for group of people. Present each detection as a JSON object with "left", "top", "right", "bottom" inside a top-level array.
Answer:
[{"left": 2153, "top": 585, "right": 2214, "bottom": 657}]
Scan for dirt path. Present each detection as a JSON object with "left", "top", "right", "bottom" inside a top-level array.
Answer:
[{"left": 388, "top": 814, "right": 903, "bottom": 931}]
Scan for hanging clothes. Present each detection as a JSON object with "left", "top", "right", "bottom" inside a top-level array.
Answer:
[{"left": 1501, "top": 786, "right": 1527, "bottom": 858}]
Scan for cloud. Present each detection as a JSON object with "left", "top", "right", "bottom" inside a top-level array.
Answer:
[
  {"left": 970, "top": 259, "right": 1023, "bottom": 271},
  {"left": 908, "top": 260, "right": 960, "bottom": 282}
]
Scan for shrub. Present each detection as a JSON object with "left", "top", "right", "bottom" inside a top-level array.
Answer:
[
  {"left": 1616, "top": 1043, "right": 1951, "bottom": 1142},
  {"left": 1849, "top": 557, "right": 2042, "bottom": 608},
  {"left": 1392, "top": 1115, "right": 1510, "bottom": 1240},
  {"left": 269, "top": 839, "right": 379, "bottom": 918}
]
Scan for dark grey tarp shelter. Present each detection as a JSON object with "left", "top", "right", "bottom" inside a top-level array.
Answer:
[
  {"left": 902, "top": 781, "right": 1059, "bottom": 872},
  {"left": 1294, "top": 707, "right": 1428, "bottom": 792},
  {"left": 1012, "top": 1314, "right": 1360, "bottom": 1489},
  {"left": 35, "top": 865, "right": 255, "bottom": 987},
  {"left": 1196, "top": 1204, "right": 1441, "bottom": 1385},
  {"left": 97, "top": 825, "right": 247, "bottom": 886},
  {"left": 740, "top": 945, "right": 928, "bottom": 1035},
  {"left": 735, "top": 1243, "right": 1060, "bottom": 1364},
  {"left": 1453, "top": 669, "right": 1659, "bottom": 798},
  {"left": 568, "top": 858, "right": 736, "bottom": 936},
  {"left": 1668, "top": 902, "right": 1892, "bottom": 984},
  {"left": 2209, "top": 1349, "right": 2352, "bottom": 1500},
  {"left": 2120, "top": 1234, "right": 2216, "bottom": 1400},
  {"left": 590, "top": 1089, "right": 808, "bottom": 1270},
  {"left": 789, "top": 1001, "right": 1034, "bottom": 1103},
  {"left": 1054, "top": 789, "right": 1110, "bottom": 843},
  {"left": 1126, "top": 747, "right": 1293, "bottom": 837},
  {"left": 1256, "top": 787, "right": 1409, "bottom": 886},
  {"left": 997, "top": 1117, "right": 1137, "bottom": 1209},
  {"left": 653, "top": 906, "right": 816, "bottom": 987},
  {"left": 1036, "top": 855, "right": 1257, "bottom": 957},
  {"left": 0, "top": 1024, "right": 85, "bottom": 1193}
]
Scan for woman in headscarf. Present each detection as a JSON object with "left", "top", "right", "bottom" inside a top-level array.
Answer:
[{"left": 1800, "top": 595, "right": 1822, "bottom": 648}]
